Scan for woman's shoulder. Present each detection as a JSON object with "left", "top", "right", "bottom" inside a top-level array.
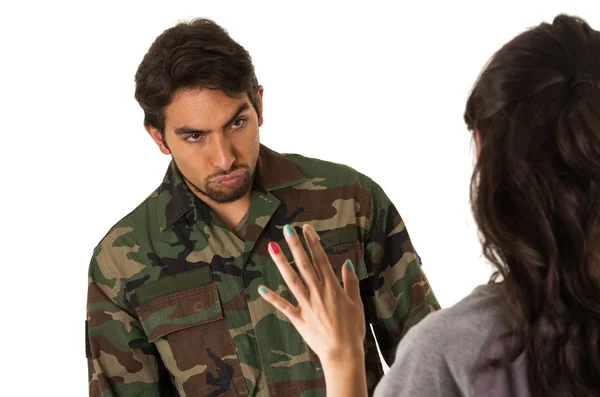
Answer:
[
  {"left": 406, "top": 283, "right": 505, "bottom": 346},
  {"left": 375, "top": 284, "right": 507, "bottom": 397}
]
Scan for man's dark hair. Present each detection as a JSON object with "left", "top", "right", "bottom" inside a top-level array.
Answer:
[{"left": 134, "top": 18, "right": 260, "bottom": 138}]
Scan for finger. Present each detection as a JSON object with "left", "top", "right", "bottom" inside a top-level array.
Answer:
[
  {"left": 283, "top": 224, "right": 322, "bottom": 290},
  {"left": 257, "top": 284, "right": 301, "bottom": 321},
  {"left": 268, "top": 241, "right": 309, "bottom": 304},
  {"left": 302, "top": 224, "right": 338, "bottom": 286},
  {"left": 342, "top": 259, "right": 362, "bottom": 305}
]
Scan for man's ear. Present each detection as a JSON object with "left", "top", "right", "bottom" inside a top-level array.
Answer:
[
  {"left": 145, "top": 125, "right": 171, "bottom": 155},
  {"left": 256, "top": 86, "right": 264, "bottom": 127}
]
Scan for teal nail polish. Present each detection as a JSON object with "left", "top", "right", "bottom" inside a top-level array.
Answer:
[
  {"left": 345, "top": 259, "right": 355, "bottom": 273},
  {"left": 258, "top": 286, "right": 268, "bottom": 295},
  {"left": 284, "top": 225, "right": 294, "bottom": 237}
]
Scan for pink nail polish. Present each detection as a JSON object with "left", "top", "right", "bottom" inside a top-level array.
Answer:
[{"left": 268, "top": 242, "right": 279, "bottom": 255}]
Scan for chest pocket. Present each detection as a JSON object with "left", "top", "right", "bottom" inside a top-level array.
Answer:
[
  {"left": 133, "top": 267, "right": 248, "bottom": 397},
  {"left": 279, "top": 225, "right": 368, "bottom": 282}
]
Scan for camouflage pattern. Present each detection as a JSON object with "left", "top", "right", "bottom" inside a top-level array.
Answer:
[{"left": 86, "top": 144, "right": 440, "bottom": 397}]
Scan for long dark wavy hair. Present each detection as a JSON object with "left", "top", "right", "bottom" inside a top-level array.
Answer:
[{"left": 464, "top": 14, "right": 600, "bottom": 396}]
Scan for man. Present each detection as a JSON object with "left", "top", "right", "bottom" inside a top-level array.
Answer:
[{"left": 86, "top": 18, "right": 440, "bottom": 397}]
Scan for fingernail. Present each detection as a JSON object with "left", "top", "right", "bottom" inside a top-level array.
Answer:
[
  {"left": 345, "top": 259, "right": 355, "bottom": 273},
  {"left": 258, "top": 286, "right": 268, "bottom": 295},
  {"left": 304, "top": 224, "right": 320, "bottom": 243},
  {"left": 268, "top": 242, "right": 279, "bottom": 255},
  {"left": 284, "top": 225, "right": 294, "bottom": 238}
]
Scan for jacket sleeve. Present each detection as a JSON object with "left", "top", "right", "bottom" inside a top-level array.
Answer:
[{"left": 362, "top": 180, "right": 441, "bottom": 366}]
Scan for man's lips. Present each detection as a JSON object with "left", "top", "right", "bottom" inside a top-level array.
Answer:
[{"left": 212, "top": 169, "right": 246, "bottom": 185}]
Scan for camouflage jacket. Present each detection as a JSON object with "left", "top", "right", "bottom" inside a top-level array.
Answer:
[{"left": 86, "top": 144, "right": 440, "bottom": 397}]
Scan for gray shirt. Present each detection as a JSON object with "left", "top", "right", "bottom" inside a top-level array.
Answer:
[
  {"left": 233, "top": 208, "right": 250, "bottom": 240},
  {"left": 374, "top": 283, "right": 532, "bottom": 397}
]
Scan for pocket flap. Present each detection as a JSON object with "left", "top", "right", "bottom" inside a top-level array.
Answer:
[
  {"left": 134, "top": 267, "right": 214, "bottom": 306},
  {"left": 323, "top": 241, "right": 368, "bottom": 281},
  {"left": 279, "top": 237, "right": 368, "bottom": 281},
  {"left": 135, "top": 284, "right": 222, "bottom": 342},
  {"left": 318, "top": 225, "right": 359, "bottom": 247}
]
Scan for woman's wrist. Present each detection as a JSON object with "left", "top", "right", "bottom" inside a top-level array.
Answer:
[
  {"left": 320, "top": 345, "right": 366, "bottom": 369},
  {"left": 320, "top": 350, "right": 368, "bottom": 397}
]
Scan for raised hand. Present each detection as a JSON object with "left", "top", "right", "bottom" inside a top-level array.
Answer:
[{"left": 258, "top": 224, "right": 368, "bottom": 397}]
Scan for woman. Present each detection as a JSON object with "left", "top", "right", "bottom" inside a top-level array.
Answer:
[{"left": 257, "top": 14, "right": 600, "bottom": 397}]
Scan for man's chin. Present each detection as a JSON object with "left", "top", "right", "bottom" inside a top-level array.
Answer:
[
  {"left": 200, "top": 171, "right": 253, "bottom": 204},
  {"left": 204, "top": 185, "right": 250, "bottom": 204}
]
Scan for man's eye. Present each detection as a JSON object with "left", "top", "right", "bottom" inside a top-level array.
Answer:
[
  {"left": 231, "top": 119, "right": 246, "bottom": 129},
  {"left": 186, "top": 133, "right": 204, "bottom": 142}
]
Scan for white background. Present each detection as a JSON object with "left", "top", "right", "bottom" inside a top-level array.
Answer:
[{"left": 1, "top": 1, "right": 598, "bottom": 395}]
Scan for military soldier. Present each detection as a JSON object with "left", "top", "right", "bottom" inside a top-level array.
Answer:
[{"left": 86, "top": 18, "right": 440, "bottom": 397}]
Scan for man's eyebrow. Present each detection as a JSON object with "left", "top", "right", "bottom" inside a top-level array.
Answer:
[
  {"left": 173, "top": 103, "right": 250, "bottom": 136},
  {"left": 174, "top": 127, "right": 208, "bottom": 136}
]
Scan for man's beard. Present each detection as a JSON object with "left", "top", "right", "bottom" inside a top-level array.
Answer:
[{"left": 180, "top": 164, "right": 254, "bottom": 204}]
